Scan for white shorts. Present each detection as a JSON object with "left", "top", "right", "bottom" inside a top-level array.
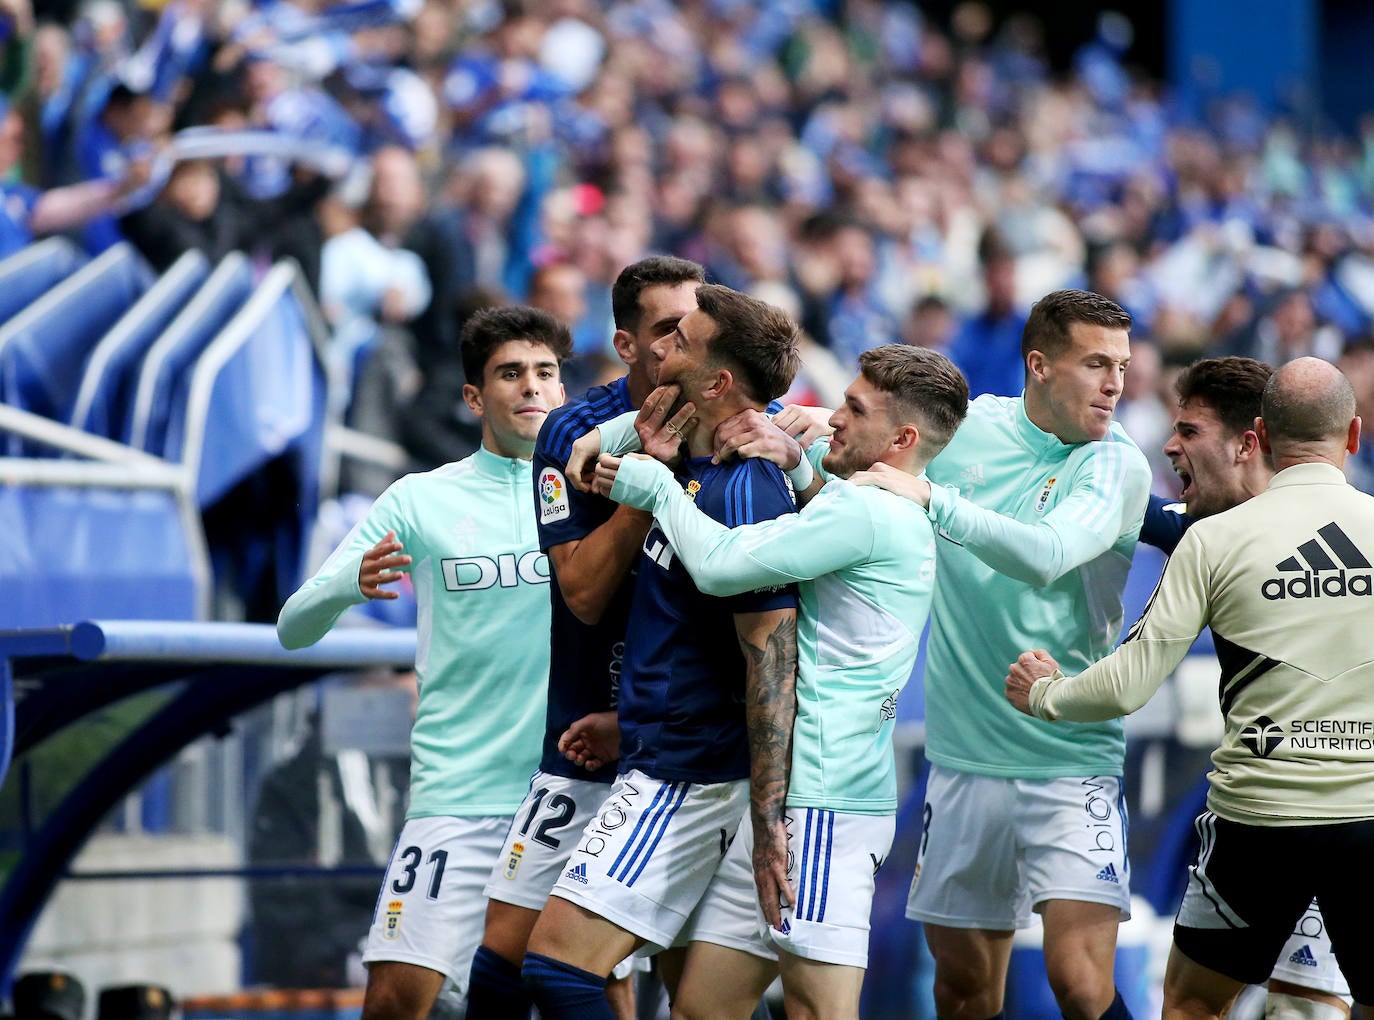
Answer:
[
  {"left": 686, "top": 808, "right": 895, "bottom": 969},
  {"left": 1269, "top": 899, "right": 1352, "bottom": 997},
  {"left": 485, "top": 772, "right": 616, "bottom": 910},
  {"left": 906, "top": 764, "right": 1131, "bottom": 930},
  {"left": 362, "top": 814, "right": 510, "bottom": 994},
  {"left": 681, "top": 815, "right": 775, "bottom": 961},
  {"left": 549, "top": 769, "right": 748, "bottom": 952}
]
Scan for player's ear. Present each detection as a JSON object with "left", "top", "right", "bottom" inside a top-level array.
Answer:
[
  {"left": 462, "top": 383, "right": 483, "bottom": 418},
  {"left": 1236, "top": 428, "right": 1261, "bottom": 463},
  {"left": 1025, "top": 350, "right": 1047, "bottom": 384},
  {"left": 893, "top": 422, "right": 920, "bottom": 453},
  {"left": 612, "top": 329, "right": 636, "bottom": 366},
  {"left": 702, "top": 367, "right": 732, "bottom": 400}
]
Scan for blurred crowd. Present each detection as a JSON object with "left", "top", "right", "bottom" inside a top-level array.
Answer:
[{"left": 4, "top": 0, "right": 1374, "bottom": 494}]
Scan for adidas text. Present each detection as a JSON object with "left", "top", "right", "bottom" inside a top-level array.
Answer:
[
  {"left": 1095, "top": 863, "right": 1120, "bottom": 884},
  {"left": 1262, "top": 570, "right": 1372, "bottom": 600},
  {"left": 1288, "top": 944, "right": 1318, "bottom": 967}
]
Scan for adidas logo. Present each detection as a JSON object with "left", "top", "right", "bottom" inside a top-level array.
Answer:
[
  {"left": 564, "top": 862, "right": 589, "bottom": 885},
  {"left": 1288, "top": 944, "right": 1318, "bottom": 967},
  {"left": 1095, "top": 863, "right": 1120, "bottom": 884},
  {"left": 1262, "top": 523, "right": 1372, "bottom": 600},
  {"left": 1240, "top": 715, "right": 1285, "bottom": 757},
  {"left": 778, "top": 919, "right": 791, "bottom": 935}
]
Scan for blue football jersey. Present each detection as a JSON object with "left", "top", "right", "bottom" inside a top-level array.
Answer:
[
  {"left": 619, "top": 456, "right": 799, "bottom": 783},
  {"left": 531, "top": 377, "right": 637, "bottom": 783}
]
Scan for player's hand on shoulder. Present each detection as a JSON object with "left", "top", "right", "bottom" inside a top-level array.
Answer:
[
  {"left": 849, "top": 463, "right": 932, "bottom": 508},
  {"left": 1005, "top": 649, "right": 1058, "bottom": 716},
  {"left": 771, "top": 403, "right": 834, "bottom": 447},
  {"left": 557, "top": 710, "right": 621, "bottom": 772},
  {"left": 712, "top": 408, "right": 802, "bottom": 468},
  {"left": 358, "top": 530, "right": 411, "bottom": 600},
  {"left": 636, "top": 384, "right": 697, "bottom": 465}
]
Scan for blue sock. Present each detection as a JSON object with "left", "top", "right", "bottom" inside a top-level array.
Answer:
[
  {"left": 466, "top": 945, "right": 531, "bottom": 1019},
  {"left": 521, "top": 952, "right": 614, "bottom": 1020},
  {"left": 1095, "top": 990, "right": 1132, "bottom": 1020}
]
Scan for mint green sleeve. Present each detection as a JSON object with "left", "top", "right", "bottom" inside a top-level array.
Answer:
[
  {"left": 928, "top": 441, "right": 1148, "bottom": 588},
  {"left": 277, "top": 485, "right": 405, "bottom": 649},
  {"left": 611, "top": 457, "right": 873, "bottom": 596},
  {"left": 805, "top": 437, "right": 836, "bottom": 483},
  {"left": 1033, "top": 528, "right": 1210, "bottom": 721},
  {"left": 597, "top": 411, "right": 642, "bottom": 456}
]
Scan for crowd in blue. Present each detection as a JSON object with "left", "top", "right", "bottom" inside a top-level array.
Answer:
[{"left": 2, "top": 0, "right": 1374, "bottom": 496}]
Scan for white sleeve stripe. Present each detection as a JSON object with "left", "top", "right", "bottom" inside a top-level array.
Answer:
[{"left": 1065, "top": 442, "right": 1128, "bottom": 533}]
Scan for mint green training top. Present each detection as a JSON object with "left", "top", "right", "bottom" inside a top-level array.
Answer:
[
  {"left": 922, "top": 394, "right": 1150, "bottom": 778},
  {"left": 611, "top": 438, "right": 936, "bottom": 815},
  {"left": 278, "top": 446, "right": 550, "bottom": 818}
]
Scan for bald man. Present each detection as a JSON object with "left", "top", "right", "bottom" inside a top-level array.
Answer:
[{"left": 1004, "top": 358, "right": 1374, "bottom": 1018}]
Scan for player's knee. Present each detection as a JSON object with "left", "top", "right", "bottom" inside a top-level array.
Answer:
[
  {"left": 1046, "top": 967, "right": 1118, "bottom": 1020},
  {"left": 932, "top": 968, "right": 1000, "bottom": 1018},
  {"left": 361, "top": 979, "right": 427, "bottom": 1020},
  {"left": 1266, "top": 992, "right": 1350, "bottom": 1020},
  {"left": 782, "top": 991, "right": 857, "bottom": 1020}
]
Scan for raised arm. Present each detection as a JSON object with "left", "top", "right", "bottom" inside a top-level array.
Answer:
[
  {"left": 606, "top": 455, "right": 875, "bottom": 595},
  {"left": 931, "top": 442, "right": 1150, "bottom": 587},
  {"left": 1007, "top": 527, "right": 1212, "bottom": 720},
  {"left": 278, "top": 489, "right": 410, "bottom": 649},
  {"left": 548, "top": 505, "right": 653, "bottom": 625},
  {"left": 735, "top": 606, "right": 798, "bottom": 929}
]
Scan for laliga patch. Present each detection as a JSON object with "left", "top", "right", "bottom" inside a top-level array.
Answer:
[
  {"left": 540, "top": 469, "right": 570, "bottom": 523},
  {"left": 504, "top": 841, "right": 525, "bottom": 880},
  {"left": 383, "top": 899, "right": 403, "bottom": 939},
  {"left": 1035, "top": 476, "right": 1057, "bottom": 513}
]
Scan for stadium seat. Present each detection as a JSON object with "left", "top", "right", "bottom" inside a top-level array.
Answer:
[
  {"left": 95, "top": 985, "right": 172, "bottom": 1020},
  {"left": 11, "top": 970, "right": 84, "bottom": 1020},
  {"left": 124, "top": 253, "right": 253, "bottom": 454},
  {"left": 0, "top": 244, "right": 153, "bottom": 454},
  {"left": 0, "top": 485, "right": 202, "bottom": 627},
  {"left": 68, "top": 250, "right": 210, "bottom": 441},
  {"left": 159, "top": 260, "right": 330, "bottom": 616},
  {"left": 0, "top": 240, "right": 88, "bottom": 328}
]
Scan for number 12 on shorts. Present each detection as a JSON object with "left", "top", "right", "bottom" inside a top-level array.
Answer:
[{"left": 391, "top": 846, "right": 448, "bottom": 900}]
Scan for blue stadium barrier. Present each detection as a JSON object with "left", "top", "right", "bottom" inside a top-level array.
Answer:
[
  {"left": 68, "top": 250, "right": 210, "bottom": 440},
  {"left": 0, "top": 239, "right": 88, "bottom": 326},
  {"left": 125, "top": 253, "right": 253, "bottom": 454},
  {"left": 0, "top": 485, "right": 199, "bottom": 629},
  {"left": 0, "top": 621, "right": 418, "bottom": 990},
  {"left": 161, "top": 261, "right": 330, "bottom": 610},
  {"left": 0, "top": 245, "right": 153, "bottom": 454}
]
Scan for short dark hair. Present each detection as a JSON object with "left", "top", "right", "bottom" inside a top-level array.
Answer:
[
  {"left": 859, "top": 345, "right": 969, "bottom": 456},
  {"left": 694, "top": 284, "right": 800, "bottom": 402},
  {"left": 610, "top": 256, "right": 705, "bottom": 333},
  {"left": 1021, "top": 289, "right": 1132, "bottom": 364},
  {"left": 460, "top": 305, "right": 572, "bottom": 384},
  {"left": 1174, "top": 356, "right": 1273, "bottom": 435}
]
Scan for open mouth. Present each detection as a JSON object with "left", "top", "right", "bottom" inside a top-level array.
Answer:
[{"left": 1175, "top": 465, "right": 1193, "bottom": 497}]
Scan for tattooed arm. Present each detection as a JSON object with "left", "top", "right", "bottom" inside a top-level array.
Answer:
[{"left": 735, "top": 607, "right": 799, "bottom": 929}]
